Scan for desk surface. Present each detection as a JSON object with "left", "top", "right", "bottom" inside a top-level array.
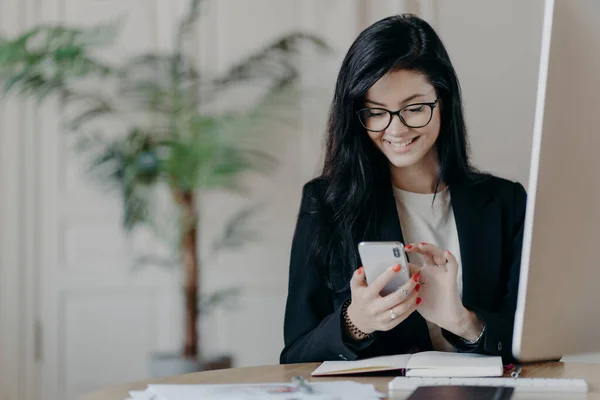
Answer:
[{"left": 81, "top": 362, "right": 600, "bottom": 400}]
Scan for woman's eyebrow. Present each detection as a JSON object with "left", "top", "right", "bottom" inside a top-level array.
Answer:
[
  {"left": 364, "top": 99, "right": 387, "bottom": 107},
  {"left": 364, "top": 93, "right": 427, "bottom": 108}
]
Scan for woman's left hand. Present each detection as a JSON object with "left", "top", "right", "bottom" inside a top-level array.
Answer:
[{"left": 404, "top": 242, "right": 484, "bottom": 340}]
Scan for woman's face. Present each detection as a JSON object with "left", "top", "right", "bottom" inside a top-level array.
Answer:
[{"left": 362, "top": 69, "right": 441, "bottom": 170}]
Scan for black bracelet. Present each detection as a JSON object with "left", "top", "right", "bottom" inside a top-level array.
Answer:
[{"left": 342, "top": 299, "right": 374, "bottom": 341}]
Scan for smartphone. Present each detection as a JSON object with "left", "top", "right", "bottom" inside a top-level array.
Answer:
[{"left": 358, "top": 241, "right": 410, "bottom": 296}]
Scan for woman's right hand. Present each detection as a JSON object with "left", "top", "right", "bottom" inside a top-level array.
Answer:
[{"left": 345, "top": 264, "right": 421, "bottom": 339}]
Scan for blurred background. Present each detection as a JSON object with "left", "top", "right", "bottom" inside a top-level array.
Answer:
[{"left": 0, "top": 1, "right": 546, "bottom": 399}]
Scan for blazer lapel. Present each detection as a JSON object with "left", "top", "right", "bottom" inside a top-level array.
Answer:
[{"left": 450, "top": 181, "right": 502, "bottom": 310}]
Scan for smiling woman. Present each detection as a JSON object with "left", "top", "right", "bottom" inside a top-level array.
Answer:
[
  {"left": 360, "top": 70, "right": 441, "bottom": 179},
  {"left": 280, "top": 14, "right": 527, "bottom": 364}
]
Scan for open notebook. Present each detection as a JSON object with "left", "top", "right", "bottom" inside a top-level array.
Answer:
[{"left": 311, "top": 351, "right": 503, "bottom": 377}]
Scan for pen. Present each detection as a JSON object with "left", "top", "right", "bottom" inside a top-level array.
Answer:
[
  {"left": 291, "top": 376, "right": 314, "bottom": 393},
  {"left": 511, "top": 364, "right": 522, "bottom": 379}
]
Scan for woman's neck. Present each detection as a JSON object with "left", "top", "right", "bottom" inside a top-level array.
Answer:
[{"left": 390, "top": 151, "right": 444, "bottom": 194}]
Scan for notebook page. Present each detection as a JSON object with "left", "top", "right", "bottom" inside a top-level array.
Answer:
[
  {"left": 127, "top": 390, "right": 156, "bottom": 400},
  {"left": 311, "top": 354, "right": 411, "bottom": 376},
  {"left": 405, "top": 366, "right": 503, "bottom": 377},
  {"left": 406, "top": 351, "right": 502, "bottom": 376}
]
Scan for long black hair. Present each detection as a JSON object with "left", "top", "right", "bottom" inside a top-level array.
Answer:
[{"left": 311, "top": 14, "right": 479, "bottom": 292}]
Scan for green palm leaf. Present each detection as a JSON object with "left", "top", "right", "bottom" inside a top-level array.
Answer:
[
  {"left": 118, "top": 53, "right": 202, "bottom": 116},
  {"left": 214, "top": 32, "right": 330, "bottom": 88},
  {"left": 212, "top": 204, "right": 262, "bottom": 253},
  {"left": 199, "top": 287, "right": 241, "bottom": 317},
  {"left": 0, "top": 21, "right": 120, "bottom": 99},
  {"left": 69, "top": 99, "right": 115, "bottom": 130}
]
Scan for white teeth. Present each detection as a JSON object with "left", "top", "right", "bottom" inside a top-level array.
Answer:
[{"left": 387, "top": 137, "right": 418, "bottom": 148}]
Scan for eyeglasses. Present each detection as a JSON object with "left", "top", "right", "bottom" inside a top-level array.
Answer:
[{"left": 356, "top": 98, "right": 439, "bottom": 132}]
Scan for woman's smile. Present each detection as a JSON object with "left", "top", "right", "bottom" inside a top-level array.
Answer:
[{"left": 383, "top": 135, "right": 421, "bottom": 153}]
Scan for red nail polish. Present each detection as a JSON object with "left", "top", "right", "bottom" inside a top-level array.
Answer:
[
  {"left": 413, "top": 273, "right": 421, "bottom": 282},
  {"left": 415, "top": 284, "right": 421, "bottom": 292},
  {"left": 357, "top": 266, "right": 363, "bottom": 275},
  {"left": 405, "top": 244, "right": 413, "bottom": 249},
  {"left": 416, "top": 297, "right": 422, "bottom": 305},
  {"left": 420, "top": 242, "right": 426, "bottom": 246},
  {"left": 392, "top": 264, "right": 401, "bottom": 272}
]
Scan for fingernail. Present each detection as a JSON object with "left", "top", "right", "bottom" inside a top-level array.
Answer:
[
  {"left": 357, "top": 266, "right": 363, "bottom": 275},
  {"left": 416, "top": 297, "right": 422, "bottom": 305},
  {"left": 415, "top": 283, "right": 421, "bottom": 292},
  {"left": 405, "top": 244, "right": 413, "bottom": 249},
  {"left": 419, "top": 242, "right": 426, "bottom": 246},
  {"left": 446, "top": 250, "right": 452, "bottom": 256},
  {"left": 413, "top": 273, "right": 421, "bottom": 282},
  {"left": 392, "top": 264, "right": 401, "bottom": 272}
]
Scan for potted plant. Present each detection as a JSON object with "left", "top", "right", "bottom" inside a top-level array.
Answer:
[{"left": 0, "top": 0, "right": 328, "bottom": 375}]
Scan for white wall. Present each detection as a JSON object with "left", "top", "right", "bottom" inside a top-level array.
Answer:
[{"left": 434, "top": 0, "right": 545, "bottom": 186}]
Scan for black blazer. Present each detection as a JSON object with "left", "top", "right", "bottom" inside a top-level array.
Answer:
[{"left": 280, "top": 175, "right": 527, "bottom": 364}]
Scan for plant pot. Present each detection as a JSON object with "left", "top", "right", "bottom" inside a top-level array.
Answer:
[{"left": 149, "top": 353, "right": 233, "bottom": 378}]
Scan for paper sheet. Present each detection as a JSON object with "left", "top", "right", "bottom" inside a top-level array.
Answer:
[{"left": 127, "top": 381, "right": 383, "bottom": 400}]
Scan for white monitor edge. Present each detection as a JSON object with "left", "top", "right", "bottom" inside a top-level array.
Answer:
[{"left": 512, "top": 0, "right": 555, "bottom": 361}]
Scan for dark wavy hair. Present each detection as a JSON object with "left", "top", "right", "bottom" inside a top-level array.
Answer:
[{"left": 311, "top": 14, "right": 479, "bottom": 292}]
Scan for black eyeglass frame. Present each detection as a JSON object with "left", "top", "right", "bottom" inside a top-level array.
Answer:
[{"left": 356, "top": 98, "right": 439, "bottom": 132}]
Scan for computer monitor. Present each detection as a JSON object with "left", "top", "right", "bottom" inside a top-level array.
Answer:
[{"left": 512, "top": 0, "right": 600, "bottom": 362}]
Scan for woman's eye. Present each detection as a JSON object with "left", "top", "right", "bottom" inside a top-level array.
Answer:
[
  {"left": 369, "top": 111, "right": 385, "bottom": 117},
  {"left": 406, "top": 105, "right": 425, "bottom": 113}
]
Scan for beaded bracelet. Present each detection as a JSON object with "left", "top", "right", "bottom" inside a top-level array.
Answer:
[{"left": 342, "top": 299, "right": 374, "bottom": 340}]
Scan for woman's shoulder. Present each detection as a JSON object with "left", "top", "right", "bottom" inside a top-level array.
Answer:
[
  {"left": 302, "top": 176, "right": 329, "bottom": 196},
  {"left": 462, "top": 172, "right": 527, "bottom": 208},
  {"left": 299, "top": 177, "right": 330, "bottom": 215},
  {"left": 467, "top": 172, "right": 524, "bottom": 190}
]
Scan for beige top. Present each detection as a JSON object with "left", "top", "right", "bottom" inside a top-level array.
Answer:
[{"left": 393, "top": 186, "right": 463, "bottom": 352}]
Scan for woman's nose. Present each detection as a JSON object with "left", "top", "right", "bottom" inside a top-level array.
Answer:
[{"left": 385, "top": 113, "right": 409, "bottom": 135}]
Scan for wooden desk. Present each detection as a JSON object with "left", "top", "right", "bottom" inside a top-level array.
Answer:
[{"left": 81, "top": 362, "right": 600, "bottom": 400}]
